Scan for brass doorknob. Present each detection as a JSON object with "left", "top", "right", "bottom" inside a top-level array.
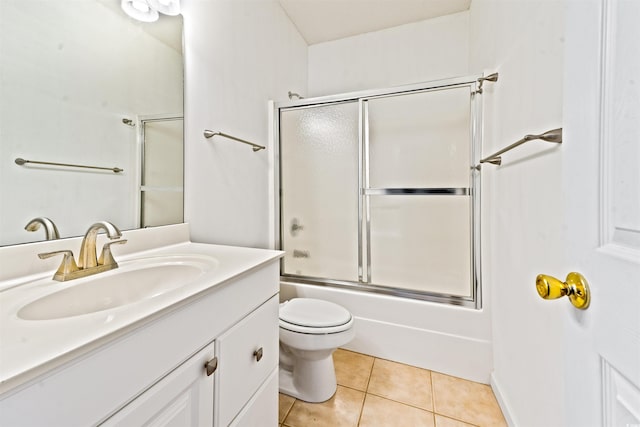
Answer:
[{"left": 535, "top": 272, "right": 591, "bottom": 310}]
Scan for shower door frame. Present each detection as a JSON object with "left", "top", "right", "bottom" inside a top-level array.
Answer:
[
  {"left": 135, "top": 113, "right": 184, "bottom": 228},
  {"left": 273, "top": 75, "right": 484, "bottom": 308}
]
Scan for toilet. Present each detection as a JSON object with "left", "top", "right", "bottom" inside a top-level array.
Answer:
[{"left": 278, "top": 298, "right": 355, "bottom": 403}]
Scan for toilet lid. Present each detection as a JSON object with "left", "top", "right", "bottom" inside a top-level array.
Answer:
[{"left": 279, "top": 298, "right": 352, "bottom": 329}]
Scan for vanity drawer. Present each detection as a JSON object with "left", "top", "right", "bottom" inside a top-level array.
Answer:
[{"left": 215, "top": 295, "right": 279, "bottom": 427}]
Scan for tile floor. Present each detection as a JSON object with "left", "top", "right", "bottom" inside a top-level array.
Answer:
[{"left": 278, "top": 349, "right": 507, "bottom": 427}]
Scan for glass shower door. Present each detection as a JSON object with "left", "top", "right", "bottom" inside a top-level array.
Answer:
[
  {"left": 280, "top": 102, "right": 360, "bottom": 282},
  {"left": 277, "top": 78, "right": 481, "bottom": 305},
  {"left": 364, "top": 87, "right": 474, "bottom": 297},
  {"left": 139, "top": 117, "right": 184, "bottom": 227}
]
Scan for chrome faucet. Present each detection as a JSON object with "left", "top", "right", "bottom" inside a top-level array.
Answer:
[
  {"left": 24, "top": 217, "right": 60, "bottom": 240},
  {"left": 38, "top": 221, "right": 127, "bottom": 281}
]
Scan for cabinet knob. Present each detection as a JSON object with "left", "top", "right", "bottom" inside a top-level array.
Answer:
[
  {"left": 253, "top": 347, "right": 263, "bottom": 362},
  {"left": 205, "top": 357, "right": 218, "bottom": 376}
]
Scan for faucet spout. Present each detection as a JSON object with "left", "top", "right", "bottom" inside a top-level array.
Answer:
[
  {"left": 25, "top": 217, "right": 60, "bottom": 240},
  {"left": 78, "top": 221, "right": 122, "bottom": 269}
]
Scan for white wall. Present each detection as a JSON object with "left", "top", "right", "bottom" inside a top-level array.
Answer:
[
  {"left": 308, "top": 11, "right": 469, "bottom": 96},
  {"left": 0, "top": 0, "right": 182, "bottom": 245},
  {"left": 182, "top": 0, "right": 307, "bottom": 248},
  {"left": 469, "top": 1, "right": 566, "bottom": 426}
]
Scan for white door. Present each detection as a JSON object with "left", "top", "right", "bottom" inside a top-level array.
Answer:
[{"left": 562, "top": 0, "right": 640, "bottom": 425}]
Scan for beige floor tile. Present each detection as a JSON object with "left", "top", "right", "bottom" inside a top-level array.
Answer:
[
  {"left": 334, "top": 349, "right": 375, "bottom": 391},
  {"left": 279, "top": 393, "right": 296, "bottom": 424},
  {"left": 432, "top": 372, "right": 507, "bottom": 427},
  {"left": 282, "top": 385, "right": 365, "bottom": 427},
  {"left": 367, "top": 358, "right": 433, "bottom": 411},
  {"left": 359, "top": 394, "right": 435, "bottom": 427},
  {"left": 435, "top": 414, "right": 477, "bottom": 427}
]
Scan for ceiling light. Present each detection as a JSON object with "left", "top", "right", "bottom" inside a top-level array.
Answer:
[
  {"left": 148, "top": 0, "right": 181, "bottom": 16},
  {"left": 121, "top": 0, "right": 159, "bottom": 22}
]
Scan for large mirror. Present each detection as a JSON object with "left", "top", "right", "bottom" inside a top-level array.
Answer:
[{"left": 0, "top": 0, "right": 184, "bottom": 246}]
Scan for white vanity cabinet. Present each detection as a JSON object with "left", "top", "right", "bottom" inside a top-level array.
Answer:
[
  {"left": 102, "top": 341, "right": 217, "bottom": 426},
  {"left": 215, "top": 294, "right": 279, "bottom": 426},
  {"left": 0, "top": 259, "right": 280, "bottom": 427}
]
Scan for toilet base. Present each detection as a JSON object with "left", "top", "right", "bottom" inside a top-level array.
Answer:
[{"left": 279, "top": 348, "right": 338, "bottom": 403}]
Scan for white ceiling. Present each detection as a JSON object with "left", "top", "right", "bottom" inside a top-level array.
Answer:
[{"left": 278, "top": 0, "right": 472, "bottom": 45}]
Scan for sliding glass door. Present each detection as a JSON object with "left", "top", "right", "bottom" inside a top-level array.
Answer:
[
  {"left": 280, "top": 102, "right": 360, "bottom": 282},
  {"left": 364, "top": 87, "right": 474, "bottom": 298},
  {"left": 278, "top": 78, "right": 481, "bottom": 306}
]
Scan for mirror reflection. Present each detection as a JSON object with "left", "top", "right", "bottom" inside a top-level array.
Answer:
[{"left": 0, "top": 0, "right": 184, "bottom": 246}]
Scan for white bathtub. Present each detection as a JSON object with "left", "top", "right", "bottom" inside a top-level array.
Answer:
[{"left": 280, "top": 280, "right": 493, "bottom": 384}]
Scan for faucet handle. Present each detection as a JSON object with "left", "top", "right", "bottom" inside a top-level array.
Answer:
[
  {"left": 98, "top": 239, "right": 127, "bottom": 267},
  {"left": 38, "top": 250, "right": 80, "bottom": 281}
]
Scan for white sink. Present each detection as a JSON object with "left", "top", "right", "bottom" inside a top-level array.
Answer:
[{"left": 17, "top": 255, "right": 218, "bottom": 321}]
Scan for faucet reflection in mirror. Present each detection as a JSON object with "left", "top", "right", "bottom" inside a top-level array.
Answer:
[
  {"left": 121, "top": 0, "right": 181, "bottom": 22},
  {"left": 24, "top": 217, "right": 60, "bottom": 241},
  {"left": 38, "top": 221, "right": 127, "bottom": 282}
]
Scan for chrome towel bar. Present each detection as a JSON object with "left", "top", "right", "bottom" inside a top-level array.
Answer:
[
  {"left": 203, "top": 130, "right": 265, "bottom": 152},
  {"left": 15, "top": 157, "right": 123, "bottom": 173},
  {"left": 479, "top": 128, "right": 562, "bottom": 166}
]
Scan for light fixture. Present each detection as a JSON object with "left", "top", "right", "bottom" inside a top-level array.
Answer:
[
  {"left": 121, "top": 0, "right": 159, "bottom": 22},
  {"left": 147, "top": 0, "right": 181, "bottom": 16}
]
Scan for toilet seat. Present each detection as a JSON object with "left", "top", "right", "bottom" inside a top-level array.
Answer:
[{"left": 279, "top": 298, "right": 353, "bottom": 334}]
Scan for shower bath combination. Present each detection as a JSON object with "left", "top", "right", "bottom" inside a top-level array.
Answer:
[{"left": 274, "top": 74, "right": 494, "bottom": 308}]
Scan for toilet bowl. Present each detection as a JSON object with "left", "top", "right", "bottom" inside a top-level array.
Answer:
[{"left": 279, "top": 298, "right": 355, "bottom": 403}]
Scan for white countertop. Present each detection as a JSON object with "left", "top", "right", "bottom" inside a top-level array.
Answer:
[{"left": 0, "top": 224, "right": 283, "bottom": 395}]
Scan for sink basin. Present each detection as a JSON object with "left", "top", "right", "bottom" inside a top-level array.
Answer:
[{"left": 17, "top": 255, "right": 218, "bottom": 321}]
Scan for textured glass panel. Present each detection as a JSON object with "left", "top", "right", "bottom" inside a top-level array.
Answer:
[
  {"left": 369, "top": 195, "right": 472, "bottom": 297},
  {"left": 143, "top": 120, "right": 184, "bottom": 187},
  {"left": 280, "top": 102, "right": 359, "bottom": 281},
  {"left": 141, "top": 191, "right": 183, "bottom": 227},
  {"left": 368, "top": 87, "right": 471, "bottom": 188}
]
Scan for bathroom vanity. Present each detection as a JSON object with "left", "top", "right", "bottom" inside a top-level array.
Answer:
[{"left": 0, "top": 224, "right": 283, "bottom": 426}]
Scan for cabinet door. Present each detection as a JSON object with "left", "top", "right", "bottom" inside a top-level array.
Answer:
[
  {"left": 215, "top": 296, "right": 279, "bottom": 427},
  {"left": 101, "top": 341, "right": 216, "bottom": 427},
  {"left": 229, "top": 368, "right": 278, "bottom": 427}
]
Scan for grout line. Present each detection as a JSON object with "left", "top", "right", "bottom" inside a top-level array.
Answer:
[
  {"left": 356, "top": 353, "right": 374, "bottom": 426},
  {"left": 365, "top": 390, "right": 435, "bottom": 413},
  {"left": 430, "top": 369, "right": 436, "bottom": 414},
  {"left": 356, "top": 390, "right": 366, "bottom": 426},
  {"left": 280, "top": 396, "right": 296, "bottom": 426},
  {"left": 434, "top": 414, "right": 482, "bottom": 427},
  {"left": 364, "top": 357, "right": 376, "bottom": 392}
]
